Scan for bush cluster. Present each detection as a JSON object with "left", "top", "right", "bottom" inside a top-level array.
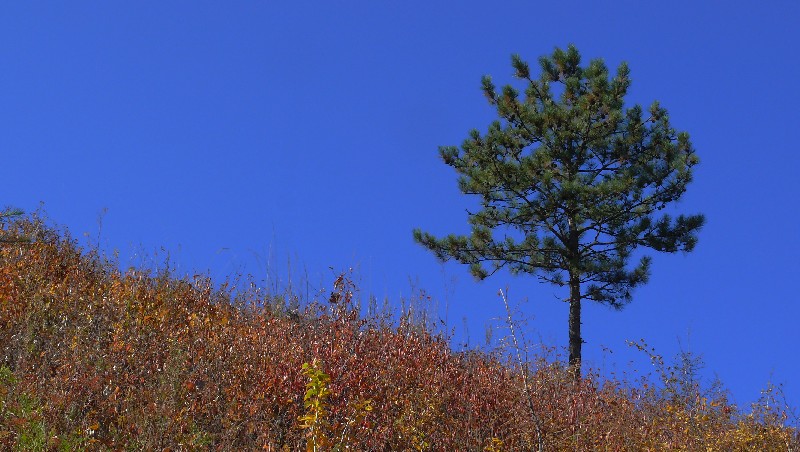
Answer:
[{"left": 0, "top": 216, "right": 797, "bottom": 450}]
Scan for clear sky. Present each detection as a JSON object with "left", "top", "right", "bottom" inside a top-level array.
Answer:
[{"left": 3, "top": 2, "right": 798, "bottom": 408}]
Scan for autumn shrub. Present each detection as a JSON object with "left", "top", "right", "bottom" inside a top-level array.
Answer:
[{"left": 0, "top": 214, "right": 797, "bottom": 450}]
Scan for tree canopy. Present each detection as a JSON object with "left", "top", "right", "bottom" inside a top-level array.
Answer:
[{"left": 414, "top": 45, "right": 704, "bottom": 370}]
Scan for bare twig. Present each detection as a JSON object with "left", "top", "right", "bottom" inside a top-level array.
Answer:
[{"left": 499, "top": 287, "right": 544, "bottom": 452}]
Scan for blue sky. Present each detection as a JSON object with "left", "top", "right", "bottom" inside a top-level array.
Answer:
[{"left": 2, "top": 2, "right": 798, "bottom": 408}]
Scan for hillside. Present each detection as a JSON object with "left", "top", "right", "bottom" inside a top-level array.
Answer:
[{"left": 1, "top": 215, "right": 797, "bottom": 450}]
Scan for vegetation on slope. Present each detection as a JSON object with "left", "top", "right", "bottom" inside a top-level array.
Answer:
[{"left": 0, "top": 214, "right": 797, "bottom": 450}]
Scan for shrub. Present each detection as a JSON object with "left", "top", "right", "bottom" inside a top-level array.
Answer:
[{"left": 0, "top": 215, "right": 796, "bottom": 450}]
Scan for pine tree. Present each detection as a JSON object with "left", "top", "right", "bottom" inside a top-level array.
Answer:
[{"left": 413, "top": 45, "right": 704, "bottom": 372}]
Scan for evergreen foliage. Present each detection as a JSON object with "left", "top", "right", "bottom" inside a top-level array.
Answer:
[{"left": 414, "top": 45, "right": 705, "bottom": 370}]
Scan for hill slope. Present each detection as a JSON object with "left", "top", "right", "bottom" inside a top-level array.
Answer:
[{"left": 1, "top": 216, "right": 797, "bottom": 450}]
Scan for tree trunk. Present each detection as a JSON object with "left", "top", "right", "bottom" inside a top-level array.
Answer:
[
  {"left": 566, "top": 198, "right": 582, "bottom": 376},
  {"left": 568, "top": 271, "right": 582, "bottom": 374}
]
